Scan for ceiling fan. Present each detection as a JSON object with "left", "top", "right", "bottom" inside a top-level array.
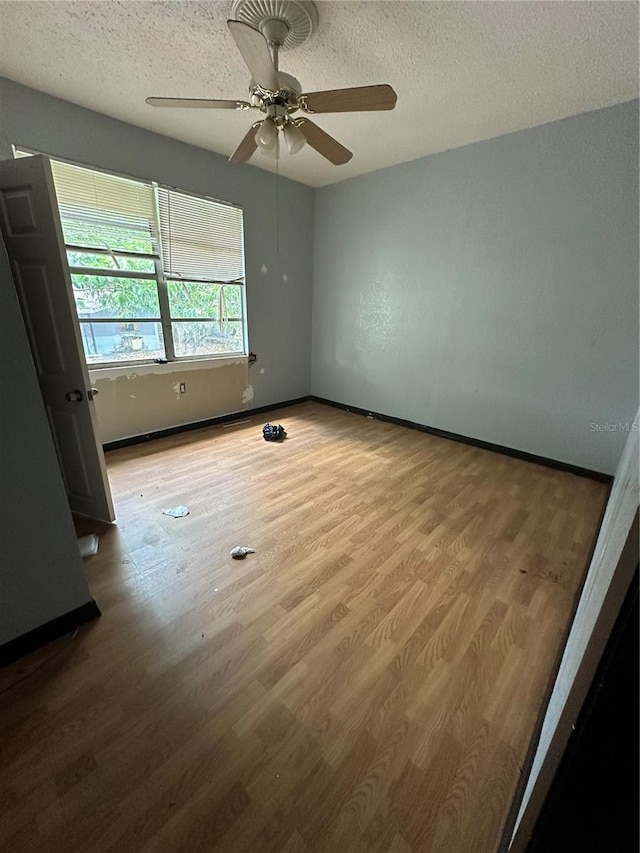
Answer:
[{"left": 145, "top": 0, "right": 397, "bottom": 166}]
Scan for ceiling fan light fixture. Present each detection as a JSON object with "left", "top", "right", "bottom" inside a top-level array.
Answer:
[
  {"left": 256, "top": 117, "right": 278, "bottom": 150},
  {"left": 147, "top": 1, "right": 397, "bottom": 169},
  {"left": 283, "top": 121, "right": 306, "bottom": 154},
  {"left": 260, "top": 135, "right": 281, "bottom": 160}
]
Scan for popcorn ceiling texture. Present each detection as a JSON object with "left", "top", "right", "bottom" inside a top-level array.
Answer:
[{"left": 0, "top": 1, "right": 638, "bottom": 187}]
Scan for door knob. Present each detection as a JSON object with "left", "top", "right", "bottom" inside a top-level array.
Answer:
[
  {"left": 88, "top": 387, "right": 100, "bottom": 401},
  {"left": 65, "top": 390, "right": 83, "bottom": 402}
]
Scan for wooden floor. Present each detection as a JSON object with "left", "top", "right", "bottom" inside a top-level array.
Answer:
[{"left": 0, "top": 402, "right": 607, "bottom": 853}]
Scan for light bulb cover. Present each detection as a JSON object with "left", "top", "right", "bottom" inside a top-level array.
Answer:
[
  {"left": 256, "top": 118, "right": 277, "bottom": 150},
  {"left": 260, "top": 135, "right": 280, "bottom": 160},
  {"left": 283, "top": 121, "right": 306, "bottom": 155}
]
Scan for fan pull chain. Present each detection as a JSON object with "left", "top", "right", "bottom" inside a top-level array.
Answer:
[{"left": 167, "top": 191, "right": 173, "bottom": 275}]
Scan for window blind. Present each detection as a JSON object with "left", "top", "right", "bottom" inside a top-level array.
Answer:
[
  {"left": 157, "top": 188, "right": 244, "bottom": 284},
  {"left": 49, "top": 160, "right": 158, "bottom": 255}
]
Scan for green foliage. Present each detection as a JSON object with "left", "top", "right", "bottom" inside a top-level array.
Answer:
[
  {"left": 68, "top": 259, "right": 243, "bottom": 324},
  {"left": 64, "top": 214, "right": 244, "bottom": 359},
  {"left": 71, "top": 274, "right": 159, "bottom": 317},
  {"left": 63, "top": 217, "right": 154, "bottom": 255}
]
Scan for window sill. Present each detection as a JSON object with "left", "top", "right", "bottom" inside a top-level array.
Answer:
[{"left": 89, "top": 355, "right": 248, "bottom": 379}]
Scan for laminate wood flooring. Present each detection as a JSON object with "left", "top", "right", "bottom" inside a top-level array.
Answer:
[{"left": 0, "top": 402, "right": 608, "bottom": 852}]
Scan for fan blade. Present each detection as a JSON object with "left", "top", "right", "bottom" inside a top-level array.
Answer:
[
  {"left": 227, "top": 20, "right": 280, "bottom": 92},
  {"left": 297, "top": 120, "right": 352, "bottom": 165},
  {"left": 300, "top": 84, "right": 397, "bottom": 114},
  {"left": 146, "top": 97, "right": 251, "bottom": 110},
  {"left": 229, "top": 123, "right": 260, "bottom": 163}
]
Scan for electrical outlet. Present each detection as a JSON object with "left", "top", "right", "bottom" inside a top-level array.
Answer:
[{"left": 179, "top": 383, "right": 186, "bottom": 394}]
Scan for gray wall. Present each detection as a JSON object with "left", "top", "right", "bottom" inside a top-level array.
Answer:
[
  {"left": 2, "top": 79, "right": 636, "bottom": 468},
  {"left": 0, "top": 77, "right": 315, "bottom": 427},
  {"left": 0, "top": 236, "right": 93, "bottom": 645},
  {"left": 311, "top": 100, "right": 639, "bottom": 474}
]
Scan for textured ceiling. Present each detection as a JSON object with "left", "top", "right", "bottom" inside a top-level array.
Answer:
[{"left": 0, "top": 1, "right": 638, "bottom": 187}]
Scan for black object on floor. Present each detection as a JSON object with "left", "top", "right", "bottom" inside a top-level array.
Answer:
[{"left": 263, "top": 423, "right": 286, "bottom": 441}]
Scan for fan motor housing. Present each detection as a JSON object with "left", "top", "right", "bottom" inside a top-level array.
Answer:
[{"left": 250, "top": 71, "right": 302, "bottom": 113}]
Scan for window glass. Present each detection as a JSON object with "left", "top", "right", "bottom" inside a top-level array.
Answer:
[
  {"left": 172, "top": 320, "right": 244, "bottom": 358},
  {"left": 67, "top": 250, "right": 156, "bottom": 273},
  {"left": 167, "top": 281, "right": 243, "bottom": 319},
  {"left": 79, "top": 321, "right": 165, "bottom": 365},
  {"left": 71, "top": 275, "right": 161, "bottom": 319}
]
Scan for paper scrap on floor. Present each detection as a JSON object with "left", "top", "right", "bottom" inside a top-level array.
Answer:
[
  {"left": 230, "top": 546, "right": 255, "bottom": 559},
  {"left": 163, "top": 505, "right": 190, "bottom": 518},
  {"left": 78, "top": 534, "right": 99, "bottom": 557}
]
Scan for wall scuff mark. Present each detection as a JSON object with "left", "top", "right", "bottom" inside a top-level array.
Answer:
[
  {"left": 92, "top": 361, "right": 250, "bottom": 442},
  {"left": 242, "top": 384, "right": 254, "bottom": 404},
  {"left": 91, "top": 356, "right": 247, "bottom": 382}
]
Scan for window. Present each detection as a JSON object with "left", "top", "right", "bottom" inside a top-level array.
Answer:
[
  {"left": 157, "top": 186, "right": 245, "bottom": 360},
  {"left": 17, "top": 151, "right": 246, "bottom": 366}
]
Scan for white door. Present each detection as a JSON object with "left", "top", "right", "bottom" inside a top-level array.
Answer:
[{"left": 0, "top": 154, "right": 115, "bottom": 522}]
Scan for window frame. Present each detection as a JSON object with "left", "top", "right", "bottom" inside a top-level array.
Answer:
[{"left": 13, "top": 145, "right": 248, "bottom": 369}]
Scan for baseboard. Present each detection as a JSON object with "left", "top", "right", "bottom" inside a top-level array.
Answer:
[
  {"left": 103, "top": 396, "right": 312, "bottom": 451},
  {"left": 0, "top": 599, "right": 101, "bottom": 667},
  {"left": 310, "top": 396, "right": 613, "bottom": 484}
]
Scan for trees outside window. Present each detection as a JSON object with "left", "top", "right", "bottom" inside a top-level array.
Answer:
[{"left": 40, "top": 155, "right": 246, "bottom": 366}]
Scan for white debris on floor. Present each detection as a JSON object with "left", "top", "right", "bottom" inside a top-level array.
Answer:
[
  {"left": 230, "top": 546, "right": 255, "bottom": 559},
  {"left": 162, "top": 505, "right": 190, "bottom": 518},
  {"left": 78, "top": 534, "right": 99, "bottom": 557}
]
